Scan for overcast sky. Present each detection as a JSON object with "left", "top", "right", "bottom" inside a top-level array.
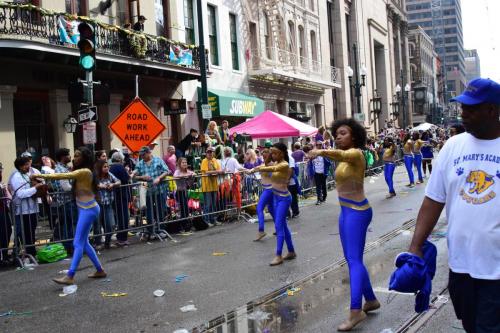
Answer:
[{"left": 462, "top": 0, "right": 500, "bottom": 82}]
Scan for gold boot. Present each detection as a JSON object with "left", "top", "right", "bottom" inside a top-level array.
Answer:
[
  {"left": 283, "top": 252, "right": 297, "bottom": 260},
  {"left": 269, "top": 256, "right": 283, "bottom": 266},
  {"left": 88, "top": 270, "right": 107, "bottom": 279},
  {"left": 337, "top": 311, "right": 367, "bottom": 331},
  {"left": 362, "top": 299, "right": 381, "bottom": 313},
  {"left": 53, "top": 275, "right": 75, "bottom": 285},
  {"left": 253, "top": 232, "right": 267, "bottom": 241}
]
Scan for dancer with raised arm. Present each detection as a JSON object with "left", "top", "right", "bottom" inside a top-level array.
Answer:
[
  {"left": 252, "top": 143, "right": 296, "bottom": 266},
  {"left": 309, "top": 119, "right": 379, "bottom": 331},
  {"left": 32, "top": 147, "right": 106, "bottom": 285}
]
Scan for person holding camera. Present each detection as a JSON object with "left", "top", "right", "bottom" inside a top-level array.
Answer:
[{"left": 8, "top": 156, "right": 44, "bottom": 257}]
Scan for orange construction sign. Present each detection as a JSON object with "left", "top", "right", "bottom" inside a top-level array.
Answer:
[{"left": 108, "top": 97, "right": 166, "bottom": 153}]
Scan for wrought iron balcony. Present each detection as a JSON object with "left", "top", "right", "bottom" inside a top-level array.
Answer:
[
  {"left": 0, "top": 2, "right": 203, "bottom": 76},
  {"left": 248, "top": 47, "right": 341, "bottom": 89}
]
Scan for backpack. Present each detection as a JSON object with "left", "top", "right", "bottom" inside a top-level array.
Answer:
[{"left": 36, "top": 243, "right": 67, "bottom": 263}]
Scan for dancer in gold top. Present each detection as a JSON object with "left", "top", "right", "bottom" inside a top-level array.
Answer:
[
  {"left": 411, "top": 131, "right": 425, "bottom": 183},
  {"left": 402, "top": 133, "right": 415, "bottom": 187},
  {"left": 252, "top": 143, "right": 296, "bottom": 266},
  {"left": 32, "top": 147, "right": 106, "bottom": 285},
  {"left": 309, "top": 119, "right": 379, "bottom": 331},
  {"left": 382, "top": 137, "right": 397, "bottom": 198}
]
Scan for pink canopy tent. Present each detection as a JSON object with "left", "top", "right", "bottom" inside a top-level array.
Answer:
[{"left": 229, "top": 110, "right": 318, "bottom": 139}]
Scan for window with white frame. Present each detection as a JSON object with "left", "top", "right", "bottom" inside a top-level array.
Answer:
[
  {"left": 184, "top": 0, "right": 195, "bottom": 45},
  {"left": 229, "top": 13, "right": 239, "bottom": 70},
  {"left": 207, "top": 4, "right": 219, "bottom": 66},
  {"left": 310, "top": 30, "right": 318, "bottom": 65}
]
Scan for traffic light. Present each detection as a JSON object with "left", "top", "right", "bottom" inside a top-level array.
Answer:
[{"left": 77, "top": 22, "right": 96, "bottom": 71}]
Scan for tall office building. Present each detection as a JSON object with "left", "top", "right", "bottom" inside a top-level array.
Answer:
[
  {"left": 465, "top": 49, "right": 481, "bottom": 82},
  {"left": 406, "top": 0, "right": 466, "bottom": 99}
]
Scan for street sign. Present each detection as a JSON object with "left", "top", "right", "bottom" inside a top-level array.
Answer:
[
  {"left": 108, "top": 97, "right": 166, "bottom": 153},
  {"left": 201, "top": 104, "right": 212, "bottom": 119},
  {"left": 82, "top": 122, "right": 97, "bottom": 144},
  {"left": 78, "top": 106, "right": 98, "bottom": 124}
]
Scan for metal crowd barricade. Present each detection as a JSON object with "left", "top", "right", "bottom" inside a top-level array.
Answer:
[
  {"left": 1, "top": 171, "right": 266, "bottom": 269},
  {"left": 295, "top": 161, "right": 336, "bottom": 197},
  {"left": 2, "top": 158, "right": 408, "bottom": 269},
  {"left": 0, "top": 195, "right": 13, "bottom": 264}
]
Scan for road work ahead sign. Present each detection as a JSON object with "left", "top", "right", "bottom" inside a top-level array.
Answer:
[{"left": 109, "top": 97, "right": 166, "bottom": 153}]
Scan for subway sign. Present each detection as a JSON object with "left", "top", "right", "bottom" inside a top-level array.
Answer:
[{"left": 202, "top": 88, "right": 264, "bottom": 118}]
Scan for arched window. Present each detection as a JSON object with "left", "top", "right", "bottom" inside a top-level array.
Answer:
[
  {"left": 288, "top": 21, "right": 296, "bottom": 52},
  {"left": 409, "top": 42, "right": 416, "bottom": 57},
  {"left": 298, "top": 25, "right": 305, "bottom": 65},
  {"left": 263, "top": 12, "right": 272, "bottom": 58},
  {"left": 310, "top": 30, "right": 317, "bottom": 63},
  {"left": 288, "top": 20, "right": 296, "bottom": 65}
]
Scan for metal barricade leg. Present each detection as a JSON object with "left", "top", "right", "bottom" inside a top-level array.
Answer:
[
  {"left": 156, "top": 190, "right": 176, "bottom": 242},
  {"left": 0, "top": 209, "right": 12, "bottom": 263}
]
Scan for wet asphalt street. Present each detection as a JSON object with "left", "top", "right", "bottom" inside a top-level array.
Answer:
[{"left": 0, "top": 166, "right": 458, "bottom": 333}]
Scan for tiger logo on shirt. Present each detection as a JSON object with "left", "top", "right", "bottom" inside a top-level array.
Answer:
[
  {"left": 466, "top": 170, "right": 494, "bottom": 195},
  {"left": 459, "top": 170, "right": 496, "bottom": 205}
]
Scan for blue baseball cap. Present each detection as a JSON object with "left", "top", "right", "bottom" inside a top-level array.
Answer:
[{"left": 450, "top": 78, "right": 500, "bottom": 105}]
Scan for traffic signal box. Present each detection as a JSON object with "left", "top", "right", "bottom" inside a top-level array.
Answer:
[{"left": 77, "top": 22, "right": 96, "bottom": 71}]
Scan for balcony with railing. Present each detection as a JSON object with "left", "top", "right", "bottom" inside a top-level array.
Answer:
[
  {"left": 248, "top": 47, "right": 341, "bottom": 89},
  {"left": 0, "top": 2, "right": 203, "bottom": 79}
]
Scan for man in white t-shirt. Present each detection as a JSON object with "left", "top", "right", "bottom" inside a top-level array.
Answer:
[
  {"left": 220, "top": 147, "right": 245, "bottom": 173},
  {"left": 409, "top": 78, "right": 500, "bottom": 333}
]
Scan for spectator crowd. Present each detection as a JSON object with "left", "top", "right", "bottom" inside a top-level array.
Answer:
[{"left": 0, "top": 118, "right": 454, "bottom": 266}]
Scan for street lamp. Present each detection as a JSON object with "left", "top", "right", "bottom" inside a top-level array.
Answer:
[
  {"left": 396, "top": 70, "right": 411, "bottom": 129},
  {"left": 63, "top": 115, "right": 78, "bottom": 134},
  {"left": 370, "top": 90, "right": 382, "bottom": 133},
  {"left": 390, "top": 94, "right": 400, "bottom": 122},
  {"left": 347, "top": 43, "right": 366, "bottom": 119}
]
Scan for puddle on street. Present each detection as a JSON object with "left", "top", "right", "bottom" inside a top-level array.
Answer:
[
  {"left": 191, "top": 255, "right": 394, "bottom": 333},
  {"left": 191, "top": 220, "right": 447, "bottom": 333}
]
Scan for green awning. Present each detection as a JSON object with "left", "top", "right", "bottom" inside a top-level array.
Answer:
[{"left": 198, "top": 88, "right": 265, "bottom": 118}]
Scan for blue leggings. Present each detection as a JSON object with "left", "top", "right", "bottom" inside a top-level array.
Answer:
[
  {"left": 338, "top": 197, "right": 376, "bottom": 309},
  {"left": 68, "top": 200, "right": 103, "bottom": 277},
  {"left": 257, "top": 187, "right": 274, "bottom": 232},
  {"left": 273, "top": 191, "right": 294, "bottom": 256},
  {"left": 413, "top": 153, "right": 424, "bottom": 182},
  {"left": 404, "top": 155, "right": 415, "bottom": 185},
  {"left": 384, "top": 162, "right": 396, "bottom": 194}
]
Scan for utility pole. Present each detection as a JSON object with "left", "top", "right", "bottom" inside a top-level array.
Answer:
[
  {"left": 196, "top": 0, "right": 209, "bottom": 129},
  {"left": 400, "top": 69, "right": 407, "bottom": 129}
]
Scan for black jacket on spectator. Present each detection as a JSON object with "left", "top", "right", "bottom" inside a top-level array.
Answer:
[
  {"left": 178, "top": 134, "right": 195, "bottom": 153},
  {"left": 110, "top": 163, "right": 130, "bottom": 201},
  {"left": 133, "top": 22, "right": 144, "bottom": 32}
]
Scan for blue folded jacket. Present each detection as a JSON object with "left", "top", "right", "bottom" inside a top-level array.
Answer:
[{"left": 388, "top": 240, "right": 437, "bottom": 312}]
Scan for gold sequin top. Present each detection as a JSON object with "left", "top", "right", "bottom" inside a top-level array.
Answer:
[
  {"left": 413, "top": 139, "right": 424, "bottom": 153},
  {"left": 35, "top": 169, "right": 94, "bottom": 193},
  {"left": 319, "top": 149, "right": 365, "bottom": 185},
  {"left": 255, "top": 161, "right": 290, "bottom": 184},
  {"left": 260, "top": 162, "right": 274, "bottom": 188},
  {"left": 403, "top": 140, "right": 414, "bottom": 154},
  {"left": 383, "top": 145, "right": 396, "bottom": 160}
]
